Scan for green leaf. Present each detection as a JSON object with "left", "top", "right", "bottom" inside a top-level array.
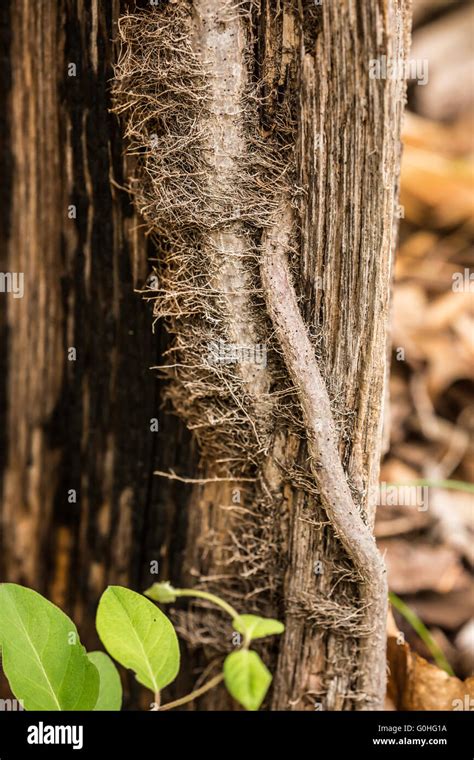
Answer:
[
  {"left": 0, "top": 584, "right": 99, "bottom": 711},
  {"left": 96, "top": 586, "right": 180, "bottom": 693},
  {"left": 144, "top": 581, "right": 177, "bottom": 604},
  {"left": 87, "top": 652, "right": 122, "bottom": 710},
  {"left": 232, "top": 614, "right": 284, "bottom": 641},
  {"left": 223, "top": 650, "right": 271, "bottom": 711}
]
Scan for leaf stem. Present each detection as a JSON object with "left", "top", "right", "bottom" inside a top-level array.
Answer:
[
  {"left": 159, "top": 673, "right": 224, "bottom": 711},
  {"left": 173, "top": 589, "right": 239, "bottom": 621}
]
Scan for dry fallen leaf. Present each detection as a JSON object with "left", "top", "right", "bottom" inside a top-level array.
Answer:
[{"left": 387, "top": 635, "right": 474, "bottom": 710}]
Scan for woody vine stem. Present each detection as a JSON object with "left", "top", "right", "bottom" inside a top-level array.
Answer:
[{"left": 261, "top": 206, "right": 388, "bottom": 710}]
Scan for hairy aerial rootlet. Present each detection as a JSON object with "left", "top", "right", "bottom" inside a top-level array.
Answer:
[{"left": 113, "top": 3, "right": 294, "bottom": 471}]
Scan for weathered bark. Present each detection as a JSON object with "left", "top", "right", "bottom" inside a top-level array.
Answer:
[
  {"left": 0, "top": 0, "right": 411, "bottom": 711},
  {"left": 0, "top": 0, "right": 198, "bottom": 705},
  {"left": 263, "top": 0, "right": 411, "bottom": 711},
  {"left": 153, "top": 0, "right": 410, "bottom": 711}
]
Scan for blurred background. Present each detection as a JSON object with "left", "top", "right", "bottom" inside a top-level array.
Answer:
[{"left": 378, "top": 0, "right": 474, "bottom": 684}]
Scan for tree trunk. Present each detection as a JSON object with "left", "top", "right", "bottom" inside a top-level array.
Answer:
[
  {"left": 0, "top": 0, "right": 197, "bottom": 706},
  {"left": 0, "top": 0, "right": 411, "bottom": 711}
]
